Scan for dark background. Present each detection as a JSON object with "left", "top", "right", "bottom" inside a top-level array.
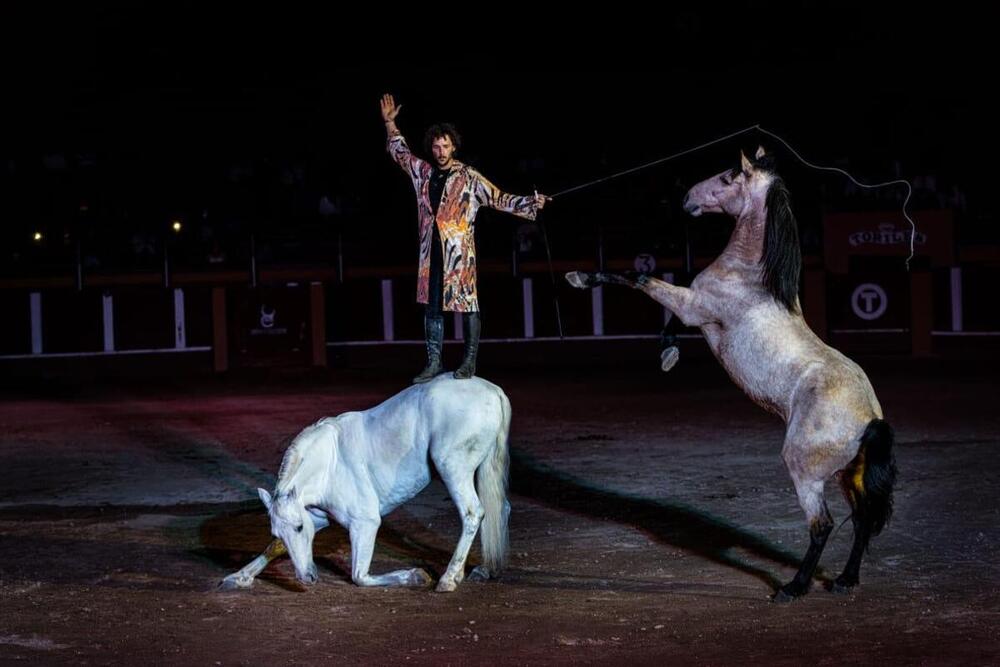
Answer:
[{"left": 2, "top": 4, "right": 993, "bottom": 277}]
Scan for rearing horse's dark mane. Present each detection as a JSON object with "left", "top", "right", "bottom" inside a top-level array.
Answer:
[{"left": 755, "top": 156, "right": 801, "bottom": 311}]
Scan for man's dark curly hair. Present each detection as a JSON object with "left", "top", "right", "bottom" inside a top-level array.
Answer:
[{"left": 423, "top": 123, "right": 462, "bottom": 156}]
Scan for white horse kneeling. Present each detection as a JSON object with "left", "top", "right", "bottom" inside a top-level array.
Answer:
[{"left": 220, "top": 375, "right": 512, "bottom": 593}]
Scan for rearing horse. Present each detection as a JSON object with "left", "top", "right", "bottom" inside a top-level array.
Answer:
[{"left": 566, "top": 147, "right": 897, "bottom": 601}]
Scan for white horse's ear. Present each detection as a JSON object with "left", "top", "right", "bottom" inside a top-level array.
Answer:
[
  {"left": 286, "top": 487, "right": 297, "bottom": 501},
  {"left": 740, "top": 151, "right": 754, "bottom": 174},
  {"left": 258, "top": 488, "right": 273, "bottom": 511},
  {"left": 755, "top": 145, "right": 766, "bottom": 159}
]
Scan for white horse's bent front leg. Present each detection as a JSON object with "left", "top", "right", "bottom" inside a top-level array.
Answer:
[
  {"left": 219, "top": 510, "right": 329, "bottom": 590},
  {"left": 348, "top": 519, "right": 432, "bottom": 588},
  {"left": 219, "top": 538, "right": 288, "bottom": 590}
]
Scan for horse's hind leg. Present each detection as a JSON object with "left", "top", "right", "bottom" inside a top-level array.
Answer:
[
  {"left": 468, "top": 497, "right": 511, "bottom": 582},
  {"left": 773, "top": 474, "right": 834, "bottom": 603},
  {"left": 831, "top": 475, "right": 869, "bottom": 593},
  {"left": 831, "top": 419, "right": 897, "bottom": 594},
  {"left": 434, "top": 471, "right": 484, "bottom": 593},
  {"left": 348, "top": 519, "right": 433, "bottom": 588}
]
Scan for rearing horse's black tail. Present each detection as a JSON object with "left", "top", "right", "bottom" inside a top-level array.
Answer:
[{"left": 844, "top": 418, "right": 898, "bottom": 551}]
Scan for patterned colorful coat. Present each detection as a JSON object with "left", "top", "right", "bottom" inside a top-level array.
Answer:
[{"left": 388, "top": 132, "right": 538, "bottom": 312}]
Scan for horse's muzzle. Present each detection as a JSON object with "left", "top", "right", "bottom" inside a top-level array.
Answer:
[{"left": 682, "top": 194, "right": 702, "bottom": 216}]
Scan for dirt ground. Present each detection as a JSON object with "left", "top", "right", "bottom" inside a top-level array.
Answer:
[{"left": 1, "top": 341, "right": 999, "bottom": 665}]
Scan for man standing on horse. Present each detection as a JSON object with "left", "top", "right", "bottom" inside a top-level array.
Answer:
[{"left": 380, "top": 93, "right": 549, "bottom": 382}]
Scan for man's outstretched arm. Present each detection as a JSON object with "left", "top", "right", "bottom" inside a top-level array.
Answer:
[
  {"left": 380, "top": 93, "right": 425, "bottom": 180},
  {"left": 475, "top": 174, "right": 550, "bottom": 220}
]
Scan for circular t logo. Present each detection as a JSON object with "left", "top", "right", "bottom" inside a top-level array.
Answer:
[{"left": 851, "top": 283, "right": 888, "bottom": 321}]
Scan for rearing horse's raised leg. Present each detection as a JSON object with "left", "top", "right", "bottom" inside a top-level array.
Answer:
[{"left": 565, "top": 272, "right": 717, "bottom": 328}]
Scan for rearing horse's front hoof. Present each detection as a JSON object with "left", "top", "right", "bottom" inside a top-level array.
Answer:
[
  {"left": 565, "top": 271, "right": 592, "bottom": 289},
  {"left": 660, "top": 346, "right": 680, "bottom": 372}
]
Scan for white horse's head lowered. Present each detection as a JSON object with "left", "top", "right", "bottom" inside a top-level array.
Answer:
[
  {"left": 258, "top": 486, "right": 319, "bottom": 585},
  {"left": 256, "top": 419, "right": 340, "bottom": 585}
]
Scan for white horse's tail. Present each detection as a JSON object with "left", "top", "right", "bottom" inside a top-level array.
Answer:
[{"left": 476, "top": 389, "right": 511, "bottom": 575}]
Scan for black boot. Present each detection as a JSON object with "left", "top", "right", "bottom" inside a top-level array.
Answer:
[
  {"left": 413, "top": 316, "right": 444, "bottom": 384},
  {"left": 453, "top": 312, "right": 481, "bottom": 379}
]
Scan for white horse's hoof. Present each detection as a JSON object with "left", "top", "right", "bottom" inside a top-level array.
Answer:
[
  {"left": 218, "top": 575, "right": 253, "bottom": 591},
  {"left": 435, "top": 578, "right": 458, "bottom": 593},
  {"left": 565, "top": 271, "right": 588, "bottom": 289},
  {"left": 408, "top": 569, "right": 433, "bottom": 587},
  {"left": 660, "top": 346, "right": 680, "bottom": 372},
  {"left": 467, "top": 565, "right": 492, "bottom": 582}
]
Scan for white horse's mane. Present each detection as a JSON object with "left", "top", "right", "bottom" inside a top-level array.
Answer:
[{"left": 275, "top": 418, "right": 336, "bottom": 495}]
